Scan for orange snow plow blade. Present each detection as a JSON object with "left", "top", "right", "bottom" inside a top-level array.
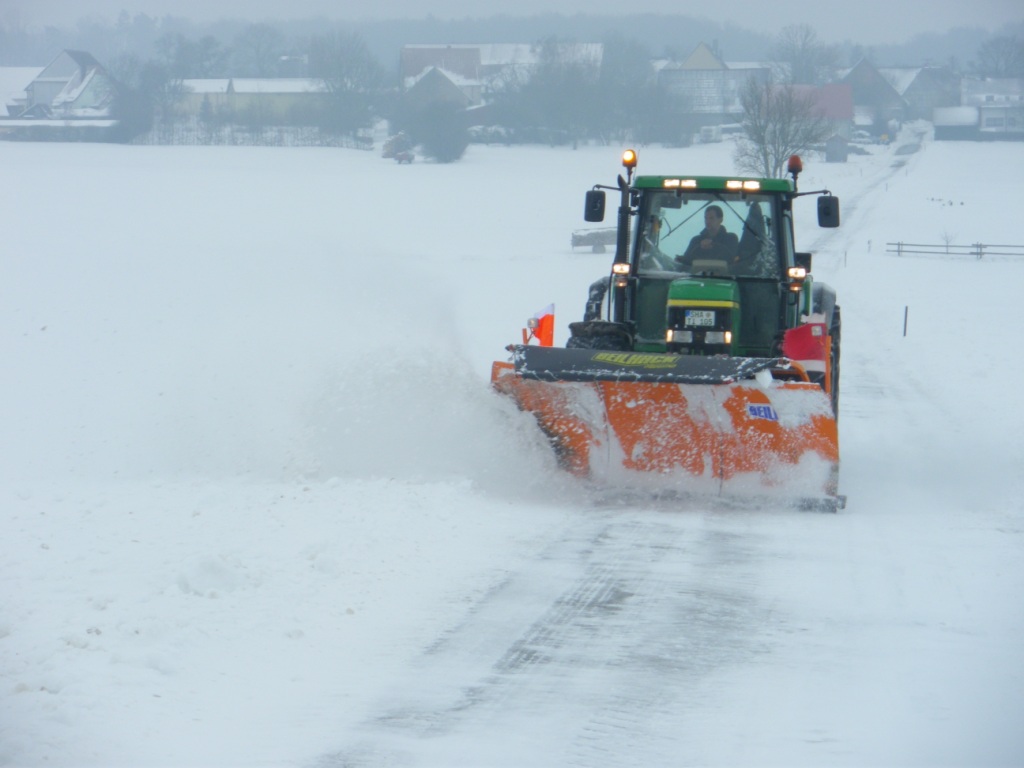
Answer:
[{"left": 492, "top": 345, "right": 842, "bottom": 508}]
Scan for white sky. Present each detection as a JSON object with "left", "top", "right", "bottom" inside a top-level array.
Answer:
[{"left": 2, "top": 0, "right": 1022, "bottom": 44}]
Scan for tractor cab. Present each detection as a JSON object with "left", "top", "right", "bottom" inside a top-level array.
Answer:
[{"left": 576, "top": 151, "right": 840, "bottom": 360}]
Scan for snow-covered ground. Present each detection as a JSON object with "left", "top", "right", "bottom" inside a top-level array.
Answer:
[{"left": 2, "top": 128, "right": 1023, "bottom": 767}]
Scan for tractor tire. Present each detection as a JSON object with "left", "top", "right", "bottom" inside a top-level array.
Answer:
[{"left": 566, "top": 334, "right": 630, "bottom": 351}]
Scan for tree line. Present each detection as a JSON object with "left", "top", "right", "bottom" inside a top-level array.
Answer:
[
  {"left": 4, "top": 13, "right": 1022, "bottom": 166},
  {"left": 107, "top": 29, "right": 680, "bottom": 157}
]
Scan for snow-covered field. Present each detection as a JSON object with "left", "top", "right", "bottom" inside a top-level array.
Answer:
[{"left": 2, "top": 128, "right": 1023, "bottom": 767}]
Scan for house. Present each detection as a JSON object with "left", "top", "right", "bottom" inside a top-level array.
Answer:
[
  {"left": 399, "top": 43, "right": 603, "bottom": 106},
  {"left": 178, "top": 78, "right": 326, "bottom": 122},
  {"left": 401, "top": 45, "right": 485, "bottom": 83},
  {"left": 933, "top": 79, "right": 1024, "bottom": 141},
  {"left": 656, "top": 43, "right": 771, "bottom": 126},
  {"left": 402, "top": 67, "right": 480, "bottom": 112},
  {"left": 880, "top": 66, "right": 959, "bottom": 121},
  {"left": 838, "top": 58, "right": 905, "bottom": 133},
  {"left": 793, "top": 82, "right": 855, "bottom": 136},
  {"left": 933, "top": 106, "right": 982, "bottom": 140},
  {"left": 0, "top": 50, "right": 119, "bottom": 139},
  {"left": 19, "top": 50, "right": 116, "bottom": 119},
  {"left": 178, "top": 78, "right": 232, "bottom": 117},
  {"left": 1, "top": 67, "right": 44, "bottom": 116},
  {"left": 962, "top": 77, "right": 1024, "bottom": 138},
  {"left": 652, "top": 44, "right": 854, "bottom": 145}
]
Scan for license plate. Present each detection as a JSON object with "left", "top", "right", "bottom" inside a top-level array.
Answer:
[{"left": 685, "top": 310, "right": 715, "bottom": 327}]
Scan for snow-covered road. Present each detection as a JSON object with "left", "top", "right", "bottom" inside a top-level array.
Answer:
[{"left": 2, "top": 130, "right": 1022, "bottom": 767}]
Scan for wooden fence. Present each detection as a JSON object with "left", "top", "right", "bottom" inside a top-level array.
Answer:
[{"left": 886, "top": 242, "right": 1024, "bottom": 260}]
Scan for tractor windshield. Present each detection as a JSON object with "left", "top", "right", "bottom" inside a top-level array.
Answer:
[{"left": 636, "top": 191, "right": 781, "bottom": 279}]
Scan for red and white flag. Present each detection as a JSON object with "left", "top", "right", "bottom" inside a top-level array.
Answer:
[{"left": 523, "top": 304, "right": 555, "bottom": 347}]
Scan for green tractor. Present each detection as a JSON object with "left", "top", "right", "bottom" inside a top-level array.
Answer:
[
  {"left": 572, "top": 149, "right": 842, "bottom": 414},
  {"left": 492, "top": 150, "right": 846, "bottom": 508}
]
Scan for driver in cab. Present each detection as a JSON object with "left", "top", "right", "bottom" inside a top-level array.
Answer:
[
  {"left": 638, "top": 215, "right": 678, "bottom": 271},
  {"left": 675, "top": 205, "right": 738, "bottom": 270}
]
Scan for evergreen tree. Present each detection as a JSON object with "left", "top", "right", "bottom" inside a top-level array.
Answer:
[{"left": 410, "top": 101, "right": 469, "bottom": 163}]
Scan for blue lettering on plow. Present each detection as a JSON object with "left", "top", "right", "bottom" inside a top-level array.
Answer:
[{"left": 747, "top": 404, "right": 779, "bottom": 421}]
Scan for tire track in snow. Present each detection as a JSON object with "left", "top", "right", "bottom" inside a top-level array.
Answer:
[
  {"left": 315, "top": 511, "right": 778, "bottom": 767},
  {"left": 801, "top": 124, "right": 930, "bottom": 269}
]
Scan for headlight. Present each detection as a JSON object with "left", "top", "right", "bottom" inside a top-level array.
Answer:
[
  {"left": 666, "top": 329, "right": 694, "bottom": 343},
  {"left": 705, "top": 331, "right": 733, "bottom": 345}
]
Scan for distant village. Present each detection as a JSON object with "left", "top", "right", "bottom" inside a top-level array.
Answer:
[{"left": 0, "top": 40, "right": 1021, "bottom": 151}]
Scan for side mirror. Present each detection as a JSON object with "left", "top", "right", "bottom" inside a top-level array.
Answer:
[
  {"left": 584, "top": 190, "right": 606, "bottom": 222},
  {"left": 817, "top": 195, "right": 840, "bottom": 228}
]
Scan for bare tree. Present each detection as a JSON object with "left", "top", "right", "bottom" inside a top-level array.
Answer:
[
  {"left": 232, "top": 23, "right": 286, "bottom": 77},
  {"left": 596, "top": 34, "right": 657, "bottom": 143},
  {"left": 734, "top": 77, "right": 832, "bottom": 178},
  {"left": 518, "top": 37, "right": 601, "bottom": 146},
  {"left": 770, "top": 24, "right": 838, "bottom": 85},
  {"left": 413, "top": 101, "right": 470, "bottom": 163},
  {"left": 155, "top": 33, "right": 227, "bottom": 78},
  {"left": 307, "top": 31, "right": 383, "bottom": 136},
  {"left": 108, "top": 52, "right": 185, "bottom": 136},
  {"left": 975, "top": 35, "right": 1024, "bottom": 78}
]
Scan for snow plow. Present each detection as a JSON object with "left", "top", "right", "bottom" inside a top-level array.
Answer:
[{"left": 492, "top": 150, "right": 846, "bottom": 510}]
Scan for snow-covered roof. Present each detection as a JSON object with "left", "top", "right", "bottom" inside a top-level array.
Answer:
[
  {"left": 880, "top": 67, "right": 921, "bottom": 95},
  {"left": 182, "top": 79, "right": 231, "bottom": 94},
  {"left": 0, "top": 117, "right": 117, "bottom": 127},
  {"left": 725, "top": 60, "right": 771, "bottom": 71},
  {"left": 52, "top": 67, "right": 97, "bottom": 107},
  {"left": 182, "top": 79, "right": 324, "bottom": 95},
  {"left": 933, "top": 106, "right": 979, "bottom": 126},
  {"left": 404, "top": 66, "right": 481, "bottom": 91},
  {"left": 478, "top": 44, "right": 538, "bottom": 66},
  {"left": 230, "top": 78, "right": 324, "bottom": 94},
  {"left": 658, "top": 50, "right": 771, "bottom": 74},
  {"left": 961, "top": 77, "right": 1024, "bottom": 102},
  {"left": 402, "top": 42, "right": 603, "bottom": 70}
]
